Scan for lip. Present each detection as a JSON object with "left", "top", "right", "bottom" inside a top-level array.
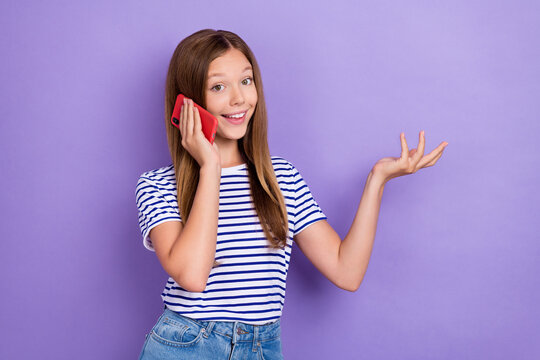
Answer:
[
  {"left": 222, "top": 109, "right": 249, "bottom": 116},
  {"left": 222, "top": 112, "right": 247, "bottom": 125}
]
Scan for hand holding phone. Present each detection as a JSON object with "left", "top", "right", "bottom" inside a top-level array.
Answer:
[
  {"left": 171, "top": 94, "right": 217, "bottom": 144},
  {"left": 171, "top": 94, "right": 221, "bottom": 169}
]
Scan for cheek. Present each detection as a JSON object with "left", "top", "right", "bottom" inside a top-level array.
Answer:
[
  {"left": 206, "top": 100, "right": 225, "bottom": 117},
  {"left": 249, "top": 88, "right": 258, "bottom": 104}
]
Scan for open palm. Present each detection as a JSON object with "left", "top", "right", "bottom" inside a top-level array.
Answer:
[{"left": 372, "top": 131, "right": 448, "bottom": 184}]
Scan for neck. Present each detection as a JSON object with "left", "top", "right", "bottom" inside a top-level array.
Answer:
[{"left": 214, "top": 137, "right": 245, "bottom": 168}]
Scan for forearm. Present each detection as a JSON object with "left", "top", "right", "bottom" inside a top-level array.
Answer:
[
  {"left": 338, "top": 170, "right": 386, "bottom": 290},
  {"left": 170, "top": 164, "right": 221, "bottom": 289}
]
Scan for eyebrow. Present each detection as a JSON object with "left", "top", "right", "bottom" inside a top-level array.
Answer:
[{"left": 208, "top": 66, "right": 253, "bottom": 80}]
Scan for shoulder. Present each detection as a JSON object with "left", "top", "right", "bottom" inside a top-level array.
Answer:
[
  {"left": 270, "top": 155, "right": 296, "bottom": 172},
  {"left": 271, "top": 156, "right": 305, "bottom": 180},
  {"left": 270, "top": 155, "right": 302, "bottom": 191},
  {"left": 136, "top": 164, "right": 176, "bottom": 191}
]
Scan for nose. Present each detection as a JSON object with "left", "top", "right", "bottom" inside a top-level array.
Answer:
[{"left": 229, "top": 84, "right": 245, "bottom": 106}]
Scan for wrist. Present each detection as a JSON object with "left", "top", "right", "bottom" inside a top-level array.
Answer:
[
  {"left": 200, "top": 163, "right": 221, "bottom": 177},
  {"left": 368, "top": 169, "right": 387, "bottom": 189}
]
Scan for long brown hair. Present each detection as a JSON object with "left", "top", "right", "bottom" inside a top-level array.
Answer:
[{"left": 164, "top": 29, "right": 289, "bottom": 250}]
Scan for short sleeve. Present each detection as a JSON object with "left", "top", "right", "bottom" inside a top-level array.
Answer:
[
  {"left": 291, "top": 164, "right": 327, "bottom": 236},
  {"left": 135, "top": 175, "right": 182, "bottom": 252}
]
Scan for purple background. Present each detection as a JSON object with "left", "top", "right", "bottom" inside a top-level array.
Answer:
[{"left": 2, "top": 1, "right": 539, "bottom": 359}]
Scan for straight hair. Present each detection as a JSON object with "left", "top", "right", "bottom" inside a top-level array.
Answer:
[{"left": 164, "top": 29, "right": 289, "bottom": 259}]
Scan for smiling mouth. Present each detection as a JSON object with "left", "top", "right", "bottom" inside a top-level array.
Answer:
[
  {"left": 222, "top": 112, "right": 247, "bottom": 124},
  {"left": 221, "top": 110, "right": 248, "bottom": 119}
]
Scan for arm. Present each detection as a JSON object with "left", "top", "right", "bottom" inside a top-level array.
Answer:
[
  {"left": 294, "top": 171, "right": 385, "bottom": 292},
  {"left": 150, "top": 164, "right": 221, "bottom": 292},
  {"left": 295, "top": 131, "right": 448, "bottom": 292},
  {"left": 338, "top": 171, "right": 385, "bottom": 290}
]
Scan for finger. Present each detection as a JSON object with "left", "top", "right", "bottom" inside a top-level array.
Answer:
[
  {"left": 182, "top": 100, "right": 189, "bottom": 140},
  {"left": 186, "top": 99, "right": 194, "bottom": 138},
  {"left": 417, "top": 144, "right": 446, "bottom": 168},
  {"left": 423, "top": 148, "right": 445, "bottom": 167},
  {"left": 400, "top": 132, "right": 409, "bottom": 161},
  {"left": 412, "top": 130, "right": 426, "bottom": 166},
  {"left": 193, "top": 105, "right": 202, "bottom": 134}
]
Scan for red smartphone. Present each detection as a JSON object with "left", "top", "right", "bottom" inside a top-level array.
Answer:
[{"left": 171, "top": 93, "right": 218, "bottom": 144}]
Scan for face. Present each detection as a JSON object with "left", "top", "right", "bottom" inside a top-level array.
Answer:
[{"left": 205, "top": 48, "right": 258, "bottom": 142}]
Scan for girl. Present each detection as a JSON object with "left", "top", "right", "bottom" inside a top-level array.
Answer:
[{"left": 135, "top": 29, "right": 448, "bottom": 360}]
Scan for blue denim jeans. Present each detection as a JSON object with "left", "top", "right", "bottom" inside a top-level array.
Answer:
[{"left": 138, "top": 305, "right": 283, "bottom": 359}]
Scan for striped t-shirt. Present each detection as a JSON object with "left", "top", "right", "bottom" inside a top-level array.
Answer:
[{"left": 135, "top": 156, "right": 327, "bottom": 325}]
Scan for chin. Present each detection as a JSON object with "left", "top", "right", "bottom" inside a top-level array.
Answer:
[
  {"left": 217, "top": 121, "right": 250, "bottom": 140},
  {"left": 220, "top": 129, "right": 248, "bottom": 141}
]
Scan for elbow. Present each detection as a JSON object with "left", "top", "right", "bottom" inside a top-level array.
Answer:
[
  {"left": 192, "top": 277, "right": 209, "bottom": 292},
  {"left": 333, "top": 270, "right": 362, "bottom": 292},
  {"left": 170, "top": 261, "right": 210, "bottom": 292},
  {"left": 341, "top": 278, "right": 362, "bottom": 293},
  {"left": 176, "top": 277, "right": 207, "bottom": 293},
  {"left": 173, "top": 272, "right": 208, "bottom": 293},
  {"left": 186, "top": 282, "right": 207, "bottom": 293}
]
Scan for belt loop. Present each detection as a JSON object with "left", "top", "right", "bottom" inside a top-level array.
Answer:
[
  {"left": 232, "top": 322, "right": 238, "bottom": 344},
  {"left": 203, "top": 321, "right": 215, "bottom": 339},
  {"left": 252, "top": 325, "right": 259, "bottom": 352}
]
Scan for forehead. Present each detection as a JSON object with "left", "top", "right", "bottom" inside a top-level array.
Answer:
[{"left": 207, "top": 48, "right": 252, "bottom": 79}]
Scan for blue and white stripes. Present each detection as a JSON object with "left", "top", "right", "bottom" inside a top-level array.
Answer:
[{"left": 135, "top": 156, "right": 326, "bottom": 324}]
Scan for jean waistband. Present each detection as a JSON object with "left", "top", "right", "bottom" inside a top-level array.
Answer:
[{"left": 162, "top": 305, "right": 281, "bottom": 344}]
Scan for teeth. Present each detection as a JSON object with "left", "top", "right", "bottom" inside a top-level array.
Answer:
[{"left": 224, "top": 112, "right": 246, "bottom": 119}]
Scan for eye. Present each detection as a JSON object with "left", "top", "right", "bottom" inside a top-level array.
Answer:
[
  {"left": 211, "top": 84, "right": 224, "bottom": 92},
  {"left": 210, "top": 77, "right": 254, "bottom": 92}
]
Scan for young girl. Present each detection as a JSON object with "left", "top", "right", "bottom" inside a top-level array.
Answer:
[{"left": 135, "top": 29, "right": 448, "bottom": 360}]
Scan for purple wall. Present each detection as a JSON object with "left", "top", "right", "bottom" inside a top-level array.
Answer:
[{"left": 2, "top": 1, "right": 539, "bottom": 359}]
